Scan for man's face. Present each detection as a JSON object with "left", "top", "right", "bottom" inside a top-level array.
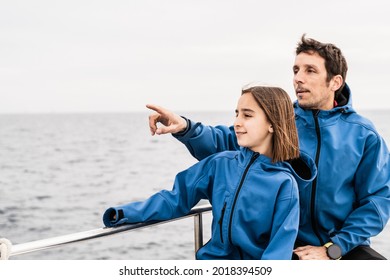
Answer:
[{"left": 293, "top": 52, "right": 336, "bottom": 110}]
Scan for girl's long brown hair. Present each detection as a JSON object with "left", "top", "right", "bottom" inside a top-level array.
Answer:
[{"left": 241, "top": 86, "right": 299, "bottom": 162}]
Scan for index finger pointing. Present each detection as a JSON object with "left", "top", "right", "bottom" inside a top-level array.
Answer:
[{"left": 146, "top": 104, "right": 166, "bottom": 114}]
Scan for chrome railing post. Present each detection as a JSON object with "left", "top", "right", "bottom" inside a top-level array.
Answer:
[{"left": 193, "top": 213, "right": 203, "bottom": 255}]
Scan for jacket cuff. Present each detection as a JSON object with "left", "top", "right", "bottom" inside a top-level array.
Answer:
[
  {"left": 329, "top": 236, "right": 346, "bottom": 256},
  {"left": 172, "top": 116, "right": 191, "bottom": 137},
  {"left": 173, "top": 119, "right": 202, "bottom": 142},
  {"left": 103, "top": 208, "right": 126, "bottom": 227}
]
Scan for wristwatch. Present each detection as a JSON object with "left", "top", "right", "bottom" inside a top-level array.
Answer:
[{"left": 324, "top": 242, "right": 342, "bottom": 260}]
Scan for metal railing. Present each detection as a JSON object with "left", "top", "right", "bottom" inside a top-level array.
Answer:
[{"left": 9, "top": 204, "right": 212, "bottom": 258}]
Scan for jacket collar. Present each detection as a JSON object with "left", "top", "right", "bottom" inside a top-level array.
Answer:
[{"left": 238, "top": 147, "right": 271, "bottom": 165}]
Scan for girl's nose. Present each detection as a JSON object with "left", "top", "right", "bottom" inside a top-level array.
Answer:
[{"left": 233, "top": 119, "right": 240, "bottom": 129}]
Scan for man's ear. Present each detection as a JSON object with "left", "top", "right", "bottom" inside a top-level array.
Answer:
[{"left": 331, "top": 75, "right": 343, "bottom": 92}]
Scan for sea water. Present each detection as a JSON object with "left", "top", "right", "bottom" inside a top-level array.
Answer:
[{"left": 0, "top": 110, "right": 389, "bottom": 260}]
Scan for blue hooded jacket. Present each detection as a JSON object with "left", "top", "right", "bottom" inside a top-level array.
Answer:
[
  {"left": 170, "top": 84, "right": 390, "bottom": 256},
  {"left": 103, "top": 148, "right": 316, "bottom": 259}
]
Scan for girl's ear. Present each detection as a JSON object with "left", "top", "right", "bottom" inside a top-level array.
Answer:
[{"left": 268, "top": 125, "right": 274, "bottom": 133}]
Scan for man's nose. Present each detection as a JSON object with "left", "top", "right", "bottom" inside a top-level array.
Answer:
[{"left": 294, "top": 71, "right": 304, "bottom": 84}]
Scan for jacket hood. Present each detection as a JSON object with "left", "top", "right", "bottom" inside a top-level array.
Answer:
[
  {"left": 239, "top": 147, "right": 317, "bottom": 188},
  {"left": 285, "top": 151, "right": 317, "bottom": 187},
  {"left": 335, "top": 83, "right": 350, "bottom": 107},
  {"left": 334, "top": 83, "right": 355, "bottom": 114}
]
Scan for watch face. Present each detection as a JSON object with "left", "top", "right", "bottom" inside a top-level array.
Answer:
[{"left": 327, "top": 244, "right": 342, "bottom": 259}]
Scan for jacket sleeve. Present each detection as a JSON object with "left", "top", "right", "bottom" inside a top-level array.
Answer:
[
  {"left": 331, "top": 135, "right": 390, "bottom": 255},
  {"left": 173, "top": 120, "right": 239, "bottom": 161},
  {"left": 103, "top": 157, "right": 215, "bottom": 227},
  {"left": 261, "top": 178, "right": 300, "bottom": 260}
]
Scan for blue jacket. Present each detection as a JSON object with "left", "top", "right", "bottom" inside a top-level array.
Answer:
[
  {"left": 103, "top": 148, "right": 316, "bottom": 259},
  {"left": 172, "top": 84, "right": 390, "bottom": 256}
]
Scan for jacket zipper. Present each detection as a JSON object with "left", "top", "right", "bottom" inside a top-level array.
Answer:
[
  {"left": 218, "top": 202, "right": 227, "bottom": 243},
  {"left": 228, "top": 152, "right": 260, "bottom": 252},
  {"left": 311, "top": 110, "right": 325, "bottom": 244}
]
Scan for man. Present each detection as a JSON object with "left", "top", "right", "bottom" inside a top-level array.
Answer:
[{"left": 146, "top": 35, "right": 390, "bottom": 260}]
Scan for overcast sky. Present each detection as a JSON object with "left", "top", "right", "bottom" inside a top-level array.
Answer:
[{"left": 1, "top": 0, "right": 390, "bottom": 113}]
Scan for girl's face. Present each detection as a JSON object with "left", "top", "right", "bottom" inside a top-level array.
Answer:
[{"left": 234, "top": 92, "right": 273, "bottom": 156}]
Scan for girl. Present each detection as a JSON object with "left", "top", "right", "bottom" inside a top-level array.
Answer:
[{"left": 103, "top": 86, "right": 316, "bottom": 259}]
